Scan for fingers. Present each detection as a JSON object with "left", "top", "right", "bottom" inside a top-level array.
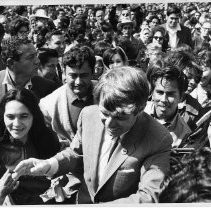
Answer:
[{"left": 14, "top": 158, "right": 36, "bottom": 173}]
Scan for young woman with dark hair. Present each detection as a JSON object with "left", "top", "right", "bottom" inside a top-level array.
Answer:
[{"left": 0, "top": 88, "right": 60, "bottom": 205}]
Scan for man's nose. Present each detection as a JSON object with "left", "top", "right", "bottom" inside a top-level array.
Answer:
[
  {"left": 75, "top": 76, "right": 82, "bottom": 84},
  {"left": 160, "top": 93, "right": 168, "bottom": 102},
  {"left": 106, "top": 116, "right": 116, "bottom": 127}
]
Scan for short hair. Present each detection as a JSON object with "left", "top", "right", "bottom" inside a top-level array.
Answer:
[
  {"left": 63, "top": 45, "right": 96, "bottom": 73},
  {"left": 45, "top": 29, "right": 63, "bottom": 42},
  {"left": 103, "top": 46, "right": 128, "bottom": 69},
  {"left": 149, "top": 15, "right": 161, "bottom": 24},
  {"left": 94, "top": 40, "right": 111, "bottom": 57},
  {"left": 0, "top": 89, "right": 60, "bottom": 159},
  {"left": 94, "top": 66, "right": 149, "bottom": 114},
  {"left": 8, "top": 17, "right": 29, "bottom": 36},
  {"left": 1, "top": 37, "right": 31, "bottom": 63},
  {"left": 148, "top": 63, "right": 188, "bottom": 96},
  {"left": 13, "top": 6, "right": 27, "bottom": 16},
  {"left": 167, "top": 5, "right": 181, "bottom": 17},
  {"left": 159, "top": 147, "right": 211, "bottom": 202},
  {"left": 38, "top": 48, "right": 58, "bottom": 67}
]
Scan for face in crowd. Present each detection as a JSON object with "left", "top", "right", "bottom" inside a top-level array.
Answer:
[
  {"left": 166, "top": 13, "right": 180, "bottom": 29},
  {"left": 65, "top": 61, "right": 93, "bottom": 98},
  {"left": 47, "top": 34, "right": 65, "bottom": 57},
  {"left": 4, "top": 100, "right": 33, "bottom": 144},
  {"left": 99, "top": 104, "right": 138, "bottom": 138},
  {"left": 11, "top": 43, "right": 39, "bottom": 80},
  {"left": 152, "top": 77, "right": 181, "bottom": 121}
]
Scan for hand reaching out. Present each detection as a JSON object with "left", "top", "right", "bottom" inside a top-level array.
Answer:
[{"left": 12, "top": 158, "right": 51, "bottom": 180}]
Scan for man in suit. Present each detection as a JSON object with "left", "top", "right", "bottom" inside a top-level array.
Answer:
[
  {"left": 0, "top": 37, "right": 58, "bottom": 114},
  {"left": 44, "top": 30, "right": 65, "bottom": 83},
  {"left": 161, "top": 5, "right": 193, "bottom": 50},
  {"left": 13, "top": 66, "right": 172, "bottom": 204}
]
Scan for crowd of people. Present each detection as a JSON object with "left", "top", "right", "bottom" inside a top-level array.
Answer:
[{"left": 0, "top": 2, "right": 211, "bottom": 205}]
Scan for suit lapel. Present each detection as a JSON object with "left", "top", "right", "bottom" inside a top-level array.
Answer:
[
  {"left": 96, "top": 112, "right": 148, "bottom": 193},
  {"left": 89, "top": 112, "right": 105, "bottom": 193}
]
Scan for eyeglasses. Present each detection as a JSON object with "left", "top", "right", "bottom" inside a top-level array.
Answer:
[{"left": 153, "top": 36, "right": 163, "bottom": 41}]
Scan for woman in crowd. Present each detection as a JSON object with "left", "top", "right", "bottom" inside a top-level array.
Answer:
[
  {"left": 103, "top": 46, "right": 128, "bottom": 70},
  {"left": 147, "top": 25, "right": 168, "bottom": 52},
  {"left": 0, "top": 89, "right": 60, "bottom": 205}
]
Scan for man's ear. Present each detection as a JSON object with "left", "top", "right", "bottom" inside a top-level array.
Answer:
[{"left": 6, "top": 58, "right": 14, "bottom": 69}]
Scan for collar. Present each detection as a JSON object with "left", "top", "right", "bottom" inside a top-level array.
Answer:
[
  {"left": 146, "top": 101, "right": 178, "bottom": 128},
  {"left": 2, "top": 68, "right": 32, "bottom": 90},
  {"left": 66, "top": 83, "right": 94, "bottom": 104},
  {"left": 166, "top": 23, "right": 181, "bottom": 33}
]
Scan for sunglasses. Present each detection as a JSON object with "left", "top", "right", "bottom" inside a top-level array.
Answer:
[{"left": 153, "top": 36, "right": 163, "bottom": 41}]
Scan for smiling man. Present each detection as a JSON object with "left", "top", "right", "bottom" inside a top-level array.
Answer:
[
  {"left": 145, "top": 64, "right": 191, "bottom": 147},
  {"left": 39, "top": 46, "right": 96, "bottom": 143},
  {"left": 161, "top": 5, "right": 193, "bottom": 50},
  {"left": 13, "top": 66, "right": 172, "bottom": 204}
]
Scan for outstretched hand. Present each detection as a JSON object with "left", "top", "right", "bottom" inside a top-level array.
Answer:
[{"left": 12, "top": 158, "right": 51, "bottom": 180}]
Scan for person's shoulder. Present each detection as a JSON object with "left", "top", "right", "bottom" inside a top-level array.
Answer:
[
  {"left": 40, "top": 84, "right": 67, "bottom": 102},
  {"left": 180, "top": 24, "right": 191, "bottom": 32},
  {"left": 32, "top": 75, "right": 58, "bottom": 87}
]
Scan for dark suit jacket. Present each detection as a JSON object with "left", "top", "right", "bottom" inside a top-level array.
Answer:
[
  {"left": 54, "top": 105, "right": 173, "bottom": 204},
  {"left": 0, "top": 69, "right": 58, "bottom": 121},
  {"left": 161, "top": 23, "right": 193, "bottom": 49},
  {"left": 0, "top": 69, "right": 58, "bottom": 101}
]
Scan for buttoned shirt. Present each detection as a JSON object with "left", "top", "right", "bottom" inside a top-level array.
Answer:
[
  {"left": 2, "top": 68, "right": 32, "bottom": 92},
  {"left": 166, "top": 23, "right": 181, "bottom": 49},
  {"left": 144, "top": 101, "right": 191, "bottom": 147}
]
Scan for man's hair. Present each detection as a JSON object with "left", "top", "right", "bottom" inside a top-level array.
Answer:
[
  {"left": 63, "top": 45, "right": 96, "bottom": 73},
  {"left": 38, "top": 48, "right": 58, "bottom": 67},
  {"left": 159, "top": 147, "right": 211, "bottom": 202},
  {"left": 147, "top": 63, "right": 188, "bottom": 96},
  {"left": 13, "top": 6, "right": 27, "bottom": 16},
  {"left": 94, "top": 66, "right": 149, "bottom": 114},
  {"left": 167, "top": 5, "right": 181, "bottom": 17},
  {"left": 1, "top": 37, "right": 31, "bottom": 63},
  {"left": 8, "top": 17, "right": 29, "bottom": 36},
  {"left": 45, "top": 29, "right": 63, "bottom": 42}
]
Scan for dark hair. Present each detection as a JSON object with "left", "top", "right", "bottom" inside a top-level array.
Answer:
[
  {"left": 149, "top": 15, "right": 161, "bottom": 25},
  {"left": 8, "top": 17, "right": 29, "bottom": 36},
  {"left": 159, "top": 147, "right": 211, "bottom": 202},
  {"left": 13, "top": 6, "right": 27, "bottom": 16},
  {"left": 164, "top": 50, "right": 193, "bottom": 70},
  {"left": 167, "top": 5, "right": 181, "bottom": 17},
  {"left": 94, "top": 40, "right": 111, "bottom": 57},
  {"left": 63, "top": 45, "right": 96, "bottom": 73},
  {"left": 148, "top": 25, "right": 168, "bottom": 51},
  {"left": 148, "top": 63, "right": 188, "bottom": 96},
  {"left": 45, "top": 29, "right": 63, "bottom": 42},
  {"left": 94, "top": 66, "right": 149, "bottom": 114},
  {"left": 38, "top": 48, "right": 58, "bottom": 67},
  {"left": 1, "top": 37, "right": 31, "bottom": 63},
  {"left": 0, "top": 89, "right": 60, "bottom": 159},
  {"left": 103, "top": 46, "right": 128, "bottom": 69}
]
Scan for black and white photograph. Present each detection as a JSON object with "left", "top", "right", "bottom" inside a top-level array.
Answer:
[{"left": 0, "top": 0, "right": 211, "bottom": 207}]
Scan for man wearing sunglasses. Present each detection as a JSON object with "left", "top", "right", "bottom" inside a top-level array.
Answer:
[{"left": 161, "top": 5, "right": 193, "bottom": 50}]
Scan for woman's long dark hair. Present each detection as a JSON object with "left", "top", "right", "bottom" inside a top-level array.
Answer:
[{"left": 0, "top": 88, "right": 60, "bottom": 159}]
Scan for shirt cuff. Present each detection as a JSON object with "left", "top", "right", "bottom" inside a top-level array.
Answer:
[{"left": 45, "top": 157, "right": 59, "bottom": 177}]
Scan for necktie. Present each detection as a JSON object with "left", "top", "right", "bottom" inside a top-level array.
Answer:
[{"left": 107, "top": 137, "right": 119, "bottom": 163}]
